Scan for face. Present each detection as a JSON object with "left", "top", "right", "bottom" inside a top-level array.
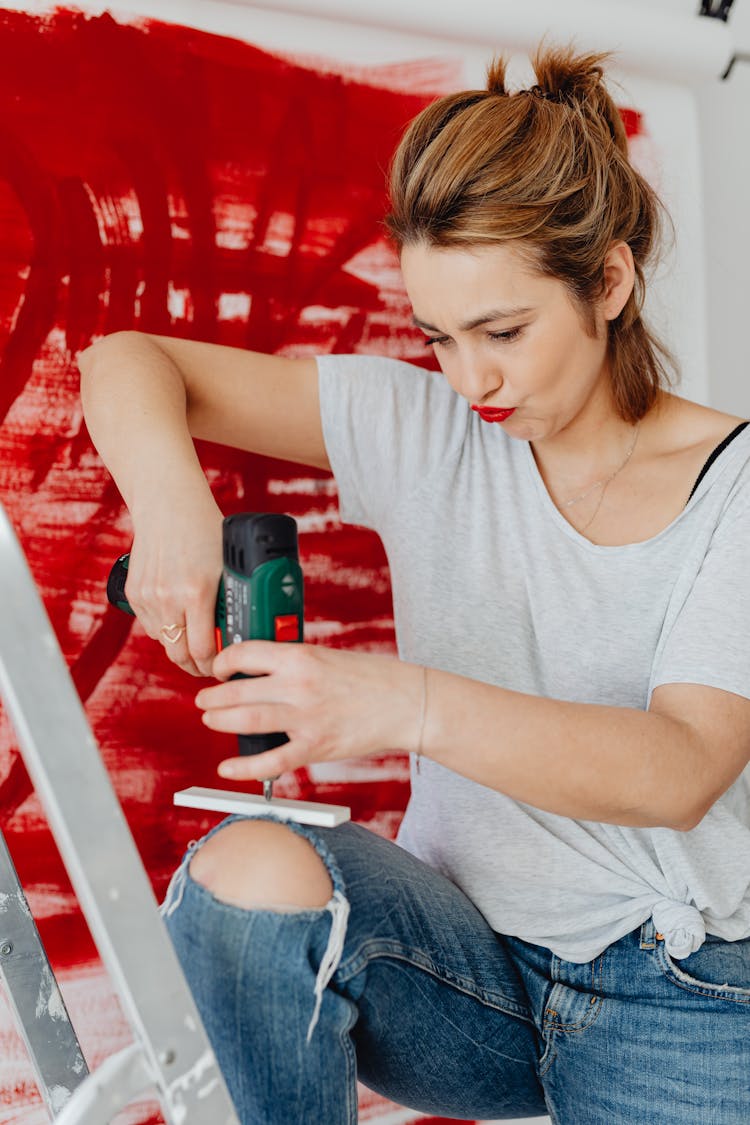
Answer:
[{"left": 400, "top": 241, "right": 615, "bottom": 444}]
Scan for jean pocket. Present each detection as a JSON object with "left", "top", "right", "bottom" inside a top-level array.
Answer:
[{"left": 657, "top": 934, "right": 750, "bottom": 1005}]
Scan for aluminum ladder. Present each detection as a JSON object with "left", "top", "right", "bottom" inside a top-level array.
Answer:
[{"left": 0, "top": 505, "right": 239, "bottom": 1125}]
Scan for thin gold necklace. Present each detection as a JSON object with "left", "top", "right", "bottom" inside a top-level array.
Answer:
[{"left": 564, "top": 423, "right": 641, "bottom": 532}]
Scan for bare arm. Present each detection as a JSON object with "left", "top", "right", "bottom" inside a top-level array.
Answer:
[
  {"left": 79, "top": 330, "right": 329, "bottom": 489},
  {"left": 196, "top": 641, "right": 750, "bottom": 830},
  {"left": 79, "top": 330, "right": 328, "bottom": 674},
  {"left": 419, "top": 672, "right": 750, "bottom": 830}
]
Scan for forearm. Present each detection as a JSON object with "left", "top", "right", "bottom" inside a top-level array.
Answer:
[
  {"left": 420, "top": 667, "right": 704, "bottom": 830},
  {"left": 79, "top": 331, "right": 210, "bottom": 517}
]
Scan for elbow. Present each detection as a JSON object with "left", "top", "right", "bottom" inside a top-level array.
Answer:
[
  {"left": 671, "top": 808, "right": 706, "bottom": 834},
  {"left": 79, "top": 330, "right": 149, "bottom": 383},
  {"left": 658, "top": 792, "right": 714, "bottom": 834},
  {"left": 617, "top": 806, "right": 702, "bottom": 833},
  {"left": 628, "top": 791, "right": 713, "bottom": 833},
  {"left": 673, "top": 793, "right": 718, "bottom": 833},
  {"left": 645, "top": 714, "right": 719, "bottom": 833}
]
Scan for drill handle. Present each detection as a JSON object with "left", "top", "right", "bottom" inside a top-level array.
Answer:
[
  {"left": 107, "top": 554, "right": 134, "bottom": 615},
  {"left": 237, "top": 732, "right": 289, "bottom": 756}
]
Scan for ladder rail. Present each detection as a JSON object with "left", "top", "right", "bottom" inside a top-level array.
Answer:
[
  {"left": 0, "top": 831, "right": 89, "bottom": 1117},
  {"left": 0, "top": 507, "right": 239, "bottom": 1124}
]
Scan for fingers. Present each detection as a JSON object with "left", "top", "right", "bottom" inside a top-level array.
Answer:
[
  {"left": 184, "top": 601, "right": 218, "bottom": 677},
  {"left": 159, "top": 619, "right": 216, "bottom": 678},
  {"left": 159, "top": 615, "right": 216, "bottom": 677},
  {"left": 211, "top": 639, "right": 289, "bottom": 681},
  {"left": 121, "top": 511, "right": 223, "bottom": 676},
  {"left": 216, "top": 740, "right": 309, "bottom": 782},
  {"left": 196, "top": 666, "right": 293, "bottom": 728},
  {"left": 199, "top": 698, "right": 291, "bottom": 737},
  {"left": 126, "top": 579, "right": 218, "bottom": 678},
  {"left": 195, "top": 642, "right": 406, "bottom": 785},
  {"left": 197, "top": 661, "right": 307, "bottom": 781},
  {"left": 197, "top": 644, "right": 312, "bottom": 777}
]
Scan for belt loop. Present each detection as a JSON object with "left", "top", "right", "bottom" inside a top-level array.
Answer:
[{"left": 639, "top": 918, "right": 656, "bottom": 949}]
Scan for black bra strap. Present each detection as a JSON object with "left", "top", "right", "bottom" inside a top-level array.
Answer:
[{"left": 686, "top": 421, "right": 749, "bottom": 504}]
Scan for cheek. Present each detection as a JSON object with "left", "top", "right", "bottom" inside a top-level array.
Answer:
[
  {"left": 515, "top": 339, "right": 565, "bottom": 391},
  {"left": 432, "top": 350, "right": 460, "bottom": 392},
  {"left": 535, "top": 327, "right": 602, "bottom": 392}
]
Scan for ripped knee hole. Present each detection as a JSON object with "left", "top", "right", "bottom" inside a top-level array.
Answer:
[{"left": 188, "top": 818, "right": 334, "bottom": 911}]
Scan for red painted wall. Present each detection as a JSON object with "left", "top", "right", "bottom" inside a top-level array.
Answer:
[{"left": 0, "top": 8, "right": 452, "bottom": 1119}]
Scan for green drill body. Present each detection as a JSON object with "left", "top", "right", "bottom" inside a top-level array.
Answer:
[{"left": 107, "top": 513, "right": 304, "bottom": 799}]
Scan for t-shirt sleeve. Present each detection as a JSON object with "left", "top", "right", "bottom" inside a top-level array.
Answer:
[
  {"left": 650, "top": 479, "right": 750, "bottom": 701},
  {"left": 316, "top": 353, "right": 467, "bottom": 531}
]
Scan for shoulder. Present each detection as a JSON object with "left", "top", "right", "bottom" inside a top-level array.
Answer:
[
  {"left": 640, "top": 393, "right": 748, "bottom": 490},
  {"left": 652, "top": 393, "right": 746, "bottom": 445},
  {"left": 317, "top": 357, "right": 445, "bottom": 398},
  {"left": 317, "top": 352, "right": 462, "bottom": 421},
  {"left": 316, "top": 353, "right": 468, "bottom": 482}
]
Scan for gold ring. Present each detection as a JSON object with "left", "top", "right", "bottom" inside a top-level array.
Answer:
[{"left": 160, "top": 623, "right": 186, "bottom": 645}]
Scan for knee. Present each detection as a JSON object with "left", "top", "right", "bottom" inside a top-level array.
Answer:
[{"left": 189, "top": 819, "right": 334, "bottom": 911}]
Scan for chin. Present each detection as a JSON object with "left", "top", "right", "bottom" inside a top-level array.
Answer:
[{"left": 506, "top": 418, "right": 544, "bottom": 442}]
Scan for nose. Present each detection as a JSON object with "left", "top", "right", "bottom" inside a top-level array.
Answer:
[{"left": 451, "top": 348, "right": 503, "bottom": 404}]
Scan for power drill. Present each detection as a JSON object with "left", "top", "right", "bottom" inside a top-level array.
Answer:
[{"left": 107, "top": 512, "right": 304, "bottom": 800}]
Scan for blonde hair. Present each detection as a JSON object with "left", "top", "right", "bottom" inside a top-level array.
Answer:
[{"left": 385, "top": 46, "right": 675, "bottom": 422}]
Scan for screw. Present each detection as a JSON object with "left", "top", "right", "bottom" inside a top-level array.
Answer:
[
  {"left": 0, "top": 942, "right": 13, "bottom": 956},
  {"left": 158, "top": 1049, "right": 176, "bottom": 1066}
]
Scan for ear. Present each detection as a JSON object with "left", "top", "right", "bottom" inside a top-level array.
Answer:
[{"left": 601, "top": 241, "right": 635, "bottom": 321}]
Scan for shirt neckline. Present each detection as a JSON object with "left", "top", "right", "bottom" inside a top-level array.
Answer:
[{"left": 518, "top": 423, "right": 750, "bottom": 554}]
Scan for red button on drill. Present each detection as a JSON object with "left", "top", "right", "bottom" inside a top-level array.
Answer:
[{"left": 274, "top": 614, "right": 299, "bottom": 642}]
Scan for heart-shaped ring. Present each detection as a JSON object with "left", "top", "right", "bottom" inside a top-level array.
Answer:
[{"left": 160, "top": 623, "right": 186, "bottom": 645}]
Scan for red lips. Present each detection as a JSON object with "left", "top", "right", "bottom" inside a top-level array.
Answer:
[{"left": 471, "top": 405, "right": 516, "bottom": 423}]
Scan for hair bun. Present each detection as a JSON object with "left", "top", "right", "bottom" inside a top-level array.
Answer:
[
  {"left": 532, "top": 44, "right": 606, "bottom": 101},
  {"left": 486, "top": 56, "right": 508, "bottom": 97},
  {"left": 532, "top": 44, "right": 627, "bottom": 152}
]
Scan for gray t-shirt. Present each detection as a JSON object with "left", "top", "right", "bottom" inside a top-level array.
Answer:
[{"left": 317, "top": 353, "right": 750, "bottom": 963}]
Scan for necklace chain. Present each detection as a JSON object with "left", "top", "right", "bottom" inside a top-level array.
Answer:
[{"left": 563, "top": 423, "right": 641, "bottom": 532}]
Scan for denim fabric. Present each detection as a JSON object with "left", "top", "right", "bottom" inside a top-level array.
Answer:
[{"left": 163, "top": 816, "right": 750, "bottom": 1124}]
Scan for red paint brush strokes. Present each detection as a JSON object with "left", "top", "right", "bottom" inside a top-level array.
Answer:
[{"left": 0, "top": 8, "right": 645, "bottom": 1121}]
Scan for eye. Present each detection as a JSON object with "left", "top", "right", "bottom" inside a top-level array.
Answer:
[
  {"left": 423, "top": 335, "right": 451, "bottom": 348},
  {"left": 488, "top": 327, "right": 523, "bottom": 342}
]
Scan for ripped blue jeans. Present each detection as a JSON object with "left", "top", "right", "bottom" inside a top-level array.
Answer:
[{"left": 162, "top": 816, "right": 750, "bottom": 1124}]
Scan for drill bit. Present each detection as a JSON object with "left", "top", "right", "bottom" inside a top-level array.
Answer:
[{"left": 263, "top": 779, "right": 274, "bottom": 802}]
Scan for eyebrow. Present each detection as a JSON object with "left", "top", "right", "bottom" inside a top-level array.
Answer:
[{"left": 412, "top": 307, "right": 534, "bottom": 333}]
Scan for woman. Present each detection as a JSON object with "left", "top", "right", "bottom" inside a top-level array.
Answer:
[{"left": 79, "top": 46, "right": 750, "bottom": 1124}]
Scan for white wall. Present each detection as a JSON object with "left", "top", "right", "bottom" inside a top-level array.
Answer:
[
  {"left": 609, "top": 1, "right": 750, "bottom": 416},
  {"left": 694, "top": 6, "right": 750, "bottom": 415}
]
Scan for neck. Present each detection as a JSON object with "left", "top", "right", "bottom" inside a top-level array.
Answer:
[{"left": 534, "top": 417, "right": 639, "bottom": 491}]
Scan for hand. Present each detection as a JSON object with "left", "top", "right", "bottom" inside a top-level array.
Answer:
[
  {"left": 195, "top": 641, "right": 424, "bottom": 781},
  {"left": 124, "top": 495, "right": 224, "bottom": 677}
]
